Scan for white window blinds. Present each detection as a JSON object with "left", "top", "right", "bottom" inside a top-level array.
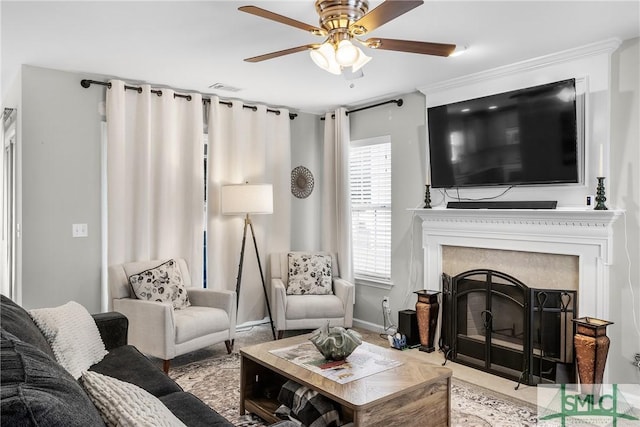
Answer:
[{"left": 349, "top": 136, "right": 391, "bottom": 282}]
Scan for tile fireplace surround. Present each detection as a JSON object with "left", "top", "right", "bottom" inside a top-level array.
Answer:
[{"left": 413, "top": 208, "right": 621, "bottom": 332}]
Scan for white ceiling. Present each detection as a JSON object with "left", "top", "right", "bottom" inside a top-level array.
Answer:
[{"left": 2, "top": 1, "right": 639, "bottom": 114}]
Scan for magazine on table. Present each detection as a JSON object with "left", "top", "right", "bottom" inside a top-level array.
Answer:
[{"left": 269, "top": 341, "right": 403, "bottom": 384}]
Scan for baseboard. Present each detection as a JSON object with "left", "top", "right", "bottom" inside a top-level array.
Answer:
[
  {"left": 236, "top": 317, "right": 270, "bottom": 332},
  {"left": 352, "top": 318, "right": 386, "bottom": 334}
]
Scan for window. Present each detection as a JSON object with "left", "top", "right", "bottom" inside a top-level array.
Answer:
[
  {"left": 349, "top": 135, "right": 391, "bottom": 284},
  {"left": 2, "top": 109, "right": 17, "bottom": 300}
]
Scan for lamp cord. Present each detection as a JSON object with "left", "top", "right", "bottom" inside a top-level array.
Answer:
[
  {"left": 380, "top": 299, "right": 397, "bottom": 339},
  {"left": 622, "top": 211, "right": 640, "bottom": 339}
]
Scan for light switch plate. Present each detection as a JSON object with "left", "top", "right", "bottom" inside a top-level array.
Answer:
[{"left": 72, "top": 223, "right": 88, "bottom": 238}]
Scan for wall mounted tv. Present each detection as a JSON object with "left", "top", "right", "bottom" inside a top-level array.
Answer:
[{"left": 428, "top": 78, "right": 581, "bottom": 188}]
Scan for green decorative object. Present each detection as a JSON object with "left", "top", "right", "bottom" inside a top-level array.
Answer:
[
  {"left": 309, "top": 323, "right": 362, "bottom": 361},
  {"left": 595, "top": 177, "right": 608, "bottom": 210},
  {"left": 424, "top": 184, "right": 432, "bottom": 209}
]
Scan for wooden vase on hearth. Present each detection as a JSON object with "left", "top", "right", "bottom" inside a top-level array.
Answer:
[
  {"left": 415, "top": 290, "right": 440, "bottom": 353},
  {"left": 572, "top": 317, "right": 613, "bottom": 396}
]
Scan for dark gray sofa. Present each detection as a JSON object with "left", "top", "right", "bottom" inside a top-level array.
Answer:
[{"left": 0, "top": 294, "right": 233, "bottom": 426}]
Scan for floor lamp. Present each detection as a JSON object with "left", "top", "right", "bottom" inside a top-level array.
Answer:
[{"left": 221, "top": 183, "right": 276, "bottom": 340}]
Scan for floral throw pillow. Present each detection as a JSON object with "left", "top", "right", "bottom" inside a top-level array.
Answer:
[
  {"left": 128, "top": 259, "right": 190, "bottom": 310},
  {"left": 287, "top": 253, "right": 333, "bottom": 295}
]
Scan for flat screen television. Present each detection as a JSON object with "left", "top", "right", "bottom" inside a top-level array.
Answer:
[{"left": 428, "top": 78, "right": 581, "bottom": 188}]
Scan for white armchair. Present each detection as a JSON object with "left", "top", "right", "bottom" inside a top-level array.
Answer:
[
  {"left": 108, "top": 258, "right": 236, "bottom": 373},
  {"left": 270, "top": 252, "right": 354, "bottom": 339}
]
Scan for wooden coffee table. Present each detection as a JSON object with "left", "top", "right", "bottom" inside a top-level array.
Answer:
[{"left": 239, "top": 333, "right": 452, "bottom": 426}]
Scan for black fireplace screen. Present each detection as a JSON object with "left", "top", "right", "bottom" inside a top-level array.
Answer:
[{"left": 440, "top": 269, "right": 576, "bottom": 387}]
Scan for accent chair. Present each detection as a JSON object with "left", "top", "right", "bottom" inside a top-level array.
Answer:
[
  {"left": 108, "top": 258, "right": 236, "bottom": 373},
  {"left": 270, "top": 252, "right": 354, "bottom": 339}
]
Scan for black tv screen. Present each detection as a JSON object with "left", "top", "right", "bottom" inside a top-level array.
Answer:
[{"left": 428, "top": 79, "right": 579, "bottom": 188}]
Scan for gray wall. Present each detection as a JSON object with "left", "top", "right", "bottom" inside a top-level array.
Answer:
[
  {"left": 609, "top": 37, "right": 640, "bottom": 383},
  {"left": 349, "top": 92, "right": 427, "bottom": 328},
  {"left": 20, "top": 65, "right": 104, "bottom": 311}
]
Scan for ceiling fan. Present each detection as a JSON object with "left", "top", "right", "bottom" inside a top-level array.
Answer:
[{"left": 239, "top": 0, "right": 456, "bottom": 75}]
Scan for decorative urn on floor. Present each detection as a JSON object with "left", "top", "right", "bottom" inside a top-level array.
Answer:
[
  {"left": 572, "top": 317, "right": 614, "bottom": 396},
  {"left": 415, "top": 290, "right": 440, "bottom": 353},
  {"left": 309, "top": 323, "right": 362, "bottom": 361}
]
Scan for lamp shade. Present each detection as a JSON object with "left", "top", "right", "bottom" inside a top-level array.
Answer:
[{"left": 221, "top": 184, "right": 273, "bottom": 215}]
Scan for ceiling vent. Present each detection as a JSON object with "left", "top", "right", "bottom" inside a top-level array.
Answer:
[{"left": 209, "top": 83, "right": 243, "bottom": 92}]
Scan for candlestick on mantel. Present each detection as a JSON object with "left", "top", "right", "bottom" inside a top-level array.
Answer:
[
  {"left": 595, "top": 177, "right": 608, "bottom": 210},
  {"left": 424, "top": 185, "right": 432, "bottom": 209}
]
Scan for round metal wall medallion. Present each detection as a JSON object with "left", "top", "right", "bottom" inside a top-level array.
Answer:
[{"left": 291, "top": 166, "right": 314, "bottom": 199}]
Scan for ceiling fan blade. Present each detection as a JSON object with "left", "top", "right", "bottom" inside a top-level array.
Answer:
[
  {"left": 351, "top": 0, "right": 423, "bottom": 34},
  {"left": 244, "top": 44, "right": 320, "bottom": 63},
  {"left": 364, "top": 38, "right": 456, "bottom": 57},
  {"left": 239, "top": 6, "right": 326, "bottom": 36}
]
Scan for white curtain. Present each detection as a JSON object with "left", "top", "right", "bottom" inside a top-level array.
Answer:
[
  {"left": 322, "top": 107, "right": 353, "bottom": 283},
  {"left": 106, "top": 80, "right": 205, "bottom": 285},
  {"left": 206, "top": 98, "right": 291, "bottom": 324}
]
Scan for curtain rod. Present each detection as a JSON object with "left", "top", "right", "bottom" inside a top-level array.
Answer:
[
  {"left": 320, "top": 98, "right": 404, "bottom": 120},
  {"left": 80, "top": 79, "right": 297, "bottom": 120}
]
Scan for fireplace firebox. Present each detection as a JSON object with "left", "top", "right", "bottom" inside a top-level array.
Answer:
[{"left": 440, "top": 269, "right": 577, "bottom": 387}]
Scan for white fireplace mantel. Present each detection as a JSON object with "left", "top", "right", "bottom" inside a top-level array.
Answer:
[{"left": 412, "top": 207, "right": 622, "bottom": 322}]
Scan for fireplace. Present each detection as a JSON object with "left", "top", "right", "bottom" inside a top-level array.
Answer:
[
  {"left": 413, "top": 207, "right": 621, "bottom": 383},
  {"left": 440, "top": 269, "right": 576, "bottom": 386}
]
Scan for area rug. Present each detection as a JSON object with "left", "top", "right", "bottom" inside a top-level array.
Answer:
[{"left": 170, "top": 352, "right": 539, "bottom": 427}]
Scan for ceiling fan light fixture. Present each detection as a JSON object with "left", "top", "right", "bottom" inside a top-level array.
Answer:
[
  {"left": 310, "top": 42, "right": 342, "bottom": 75},
  {"left": 335, "top": 39, "right": 360, "bottom": 66},
  {"left": 351, "top": 49, "right": 371, "bottom": 72},
  {"left": 241, "top": 2, "right": 456, "bottom": 74},
  {"left": 310, "top": 47, "right": 329, "bottom": 69},
  {"left": 310, "top": 42, "right": 334, "bottom": 67}
]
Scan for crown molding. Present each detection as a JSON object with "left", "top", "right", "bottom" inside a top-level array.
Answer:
[{"left": 418, "top": 38, "right": 622, "bottom": 95}]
